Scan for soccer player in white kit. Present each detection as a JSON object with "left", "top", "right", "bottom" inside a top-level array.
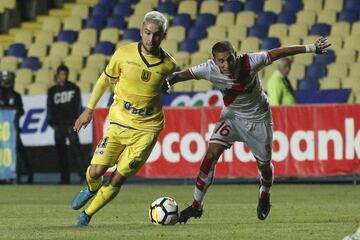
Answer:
[{"left": 163, "top": 36, "right": 330, "bottom": 223}]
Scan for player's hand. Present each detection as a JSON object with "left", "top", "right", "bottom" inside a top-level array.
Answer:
[
  {"left": 314, "top": 36, "right": 331, "bottom": 54},
  {"left": 73, "top": 107, "right": 94, "bottom": 132},
  {"left": 161, "top": 75, "right": 173, "bottom": 94}
]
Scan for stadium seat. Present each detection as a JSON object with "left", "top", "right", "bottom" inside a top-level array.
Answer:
[
  {"left": 283, "top": 0, "right": 303, "bottom": 12},
  {"left": 27, "top": 83, "right": 48, "bottom": 95},
  {"left": 193, "top": 80, "right": 213, "bottom": 92},
  {"left": 133, "top": 2, "right": 153, "bottom": 15},
  {"left": 172, "top": 80, "right": 193, "bottom": 92},
  {"left": 172, "top": 52, "right": 191, "bottom": 68},
  {"left": 122, "top": 28, "right": 141, "bottom": 42},
  {"left": 86, "top": 54, "right": 106, "bottom": 73},
  {"left": 240, "top": 37, "right": 261, "bottom": 52},
  {"left": 71, "top": 4, "right": 89, "bottom": 19},
  {"left": 306, "top": 63, "right": 326, "bottom": 79},
  {"left": 328, "top": 35, "right": 343, "bottom": 50},
  {"left": 236, "top": 11, "right": 256, "bottom": 27},
  {"left": 57, "top": 30, "right": 78, "bottom": 44},
  {"left": 281, "top": 36, "right": 301, "bottom": 46},
  {"left": 199, "top": 38, "right": 218, "bottom": 52},
  {"left": 314, "top": 49, "right": 335, "bottom": 65},
  {"left": 289, "top": 24, "right": 309, "bottom": 38},
  {"left": 49, "top": 42, "right": 69, "bottom": 58},
  {"left": 106, "top": 15, "right": 126, "bottom": 30},
  {"left": 331, "top": 22, "right": 351, "bottom": 37},
  {"left": 296, "top": 10, "right": 317, "bottom": 25},
  {"left": 99, "top": 28, "right": 120, "bottom": 44},
  {"left": 34, "top": 30, "right": 54, "bottom": 45},
  {"left": 190, "top": 51, "right": 210, "bottom": 66},
  {"left": 338, "top": 10, "right": 358, "bottom": 24},
  {"left": 327, "top": 63, "right": 349, "bottom": 78},
  {"left": 178, "top": 0, "right": 197, "bottom": 19},
  {"left": 342, "top": 77, "right": 360, "bottom": 93},
  {"left": 349, "top": 63, "right": 360, "bottom": 78},
  {"left": 351, "top": 22, "right": 360, "bottom": 35},
  {"left": 187, "top": 27, "right": 207, "bottom": 41},
  {"left": 15, "top": 68, "right": 33, "bottom": 85},
  {"left": 118, "top": 0, "right": 139, "bottom": 4},
  {"left": 34, "top": 68, "right": 54, "bottom": 86},
  {"left": 248, "top": 25, "right": 268, "bottom": 39},
  {"left": 263, "top": 0, "right": 283, "bottom": 14},
  {"left": 78, "top": 28, "right": 97, "bottom": 47},
  {"left": 20, "top": 57, "right": 40, "bottom": 71},
  {"left": 161, "top": 39, "right": 178, "bottom": 55},
  {"left": 79, "top": 68, "right": 100, "bottom": 84},
  {"left": 256, "top": 11, "right": 277, "bottom": 26},
  {"left": 127, "top": 14, "right": 144, "bottom": 28},
  {"left": 293, "top": 52, "right": 314, "bottom": 65},
  {"left": 344, "top": 0, "right": 360, "bottom": 11},
  {"left": 317, "top": 10, "right": 337, "bottom": 25},
  {"left": 228, "top": 25, "right": 248, "bottom": 40},
  {"left": 42, "top": 56, "right": 62, "bottom": 71},
  {"left": 319, "top": 77, "right": 341, "bottom": 89},
  {"left": 277, "top": 11, "right": 296, "bottom": 25},
  {"left": 268, "top": 23, "right": 288, "bottom": 38},
  {"left": 167, "top": 26, "right": 186, "bottom": 42},
  {"left": 91, "top": 3, "right": 112, "bottom": 21},
  {"left": 195, "top": 13, "right": 216, "bottom": 28},
  {"left": 335, "top": 49, "right": 357, "bottom": 65},
  {"left": 0, "top": 44, "right": 3, "bottom": 58},
  {"left": 172, "top": 14, "right": 192, "bottom": 29},
  {"left": 303, "top": 0, "right": 323, "bottom": 11},
  {"left": 42, "top": 17, "right": 61, "bottom": 34},
  {"left": 244, "top": 0, "right": 264, "bottom": 13},
  {"left": 77, "top": 81, "right": 92, "bottom": 93},
  {"left": 7, "top": 43, "right": 26, "bottom": 58},
  {"left": 14, "top": 30, "right": 33, "bottom": 49},
  {"left": 157, "top": 1, "right": 176, "bottom": 15},
  {"left": 297, "top": 78, "right": 319, "bottom": 90},
  {"left": 179, "top": 40, "right": 199, "bottom": 53},
  {"left": 288, "top": 63, "right": 306, "bottom": 81},
  {"left": 113, "top": 3, "right": 133, "bottom": 17},
  {"left": 324, "top": 0, "right": 344, "bottom": 11},
  {"left": 63, "top": 56, "right": 83, "bottom": 72},
  {"left": 85, "top": 18, "right": 106, "bottom": 33},
  {"left": 94, "top": 41, "right": 115, "bottom": 55},
  {"left": 63, "top": 16, "right": 83, "bottom": 31},
  {"left": 200, "top": 1, "right": 219, "bottom": 15},
  {"left": 0, "top": 56, "right": 18, "bottom": 71},
  {"left": 261, "top": 37, "right": 281, "bottom": 50},
  {"left": 310, "top": 23, "right": 331, "bottom": 36},
  {"left": 207, "top": 26, "right": 227, "bottom": 40},
  {"left": 216, "top": 12, "right": 235, "bottom": 27},
  {"left": 70, "top": 42, "right": 91, "bottom": 57},
  {"left": 223, "top": 0, "right": 244, "bottom": 14}
]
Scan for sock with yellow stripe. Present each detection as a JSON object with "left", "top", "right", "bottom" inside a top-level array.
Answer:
[
  {"left": 85, "top": 182, "right": 120, "bottom": 216},
  {"left": 86, "top": 166, "right": 103, "bottom": 193}
]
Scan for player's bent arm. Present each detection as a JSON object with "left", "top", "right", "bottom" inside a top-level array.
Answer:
[
  {"left": 268, "top": 36, "right": 331, "bottom": 62},
  {"left": 167, "top": 70, "right": 193, "bottom": 85}
]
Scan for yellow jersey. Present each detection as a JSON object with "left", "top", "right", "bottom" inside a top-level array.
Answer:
[{"left": 87, "top": 42, "right": 176, "bottom": 132}]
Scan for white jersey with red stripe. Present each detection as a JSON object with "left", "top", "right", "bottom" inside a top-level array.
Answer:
[{"left": 189, "top": 51, "right": 272, "bottom": 121}]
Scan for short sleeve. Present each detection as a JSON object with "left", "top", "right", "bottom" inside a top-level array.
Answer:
[
  {"left": 248, "top": 51, "right": 272, "bottom": 74},
  {"left": 104, "top": 48, "right": 122, "bottom": 79},
  {"left": 188, "top": 60, "right": 211, "bottom": 80}
]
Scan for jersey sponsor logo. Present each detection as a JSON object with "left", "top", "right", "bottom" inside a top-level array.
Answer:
[
  {"left": 97, "top": 137, "right": 109, "bottom": 148},
  {"left": 94, "top": 150, "right": 104, "bottom": 155},
  {"left": 141, "top": 70, "right": 151, "bottom": 82},
  {"left": 123, "top": 101, "right": 153, "bottom": 116},
  {"left": 54, "top": 90, "right": 75, "bottom": 104}
]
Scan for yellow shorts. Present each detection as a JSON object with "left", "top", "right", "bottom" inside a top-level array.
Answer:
[{"left": 91, "top": 123, "right": 160, "bottom": 177}]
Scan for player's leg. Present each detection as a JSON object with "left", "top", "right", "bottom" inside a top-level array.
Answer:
[{"left": 54, "top": 127, "right": 69, "bottom": 184}]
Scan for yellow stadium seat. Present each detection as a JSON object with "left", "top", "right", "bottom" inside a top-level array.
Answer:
[
  {"left": 42, "top": 56, "right": 62, "bottom": 71},
  {"left": 21, "top": 22, "right": 42, "bottom": 31},
  {"left": 239, "top": 37, "right": 260, "bottom": 53},
  {"left": 303, "top": 35, "right": 321, "bottom": 45},
  {"left": 324, "top": 0, "right": 343, "bottom": 11},
  {"left": 207, "top": 26, "right": 227, "bottom": 40},
  {"left": 268, "top": 23, "right": 288, "bottom": 38},
  {"left": 296, "top": 10, "right": 317, "bottom": 25},
  {"left": 99, "top": 28, "right": 120, "bottom": 44},
  {"left": 34, "top": 68, "right": 54, "bottom": 86},
  {"left": 161, "top": 39, "right": 178, "bottom": 55},
  {"left": 68, "top": 69, "right": 78, "bottom": 81},
  {"left": 199, "top": 38, "right": 217, "bottom": 52},
  {"left": 342, "top": 77, "right": 360, "bottom": 92},
  {"left": 14, "top": 30, "right": 33, "bottom": 49},
  {"left": 63, "top": 56, "right": 84, "bottom": 72},
  {"left": 328, "top": 35, "right": 343, "bottom": 50},
  {"left": 288, "top": 63, "right": 306, "bottom": 81},
  {"left": 173, "top": 52, "right": 191, "bottom": 68},
  {"left": 172, "top": 81, "right": 193, "bottom": 92},
  {"left": 216, "top": 12, "right": 235, "bottom": 27},
  {"left": 86, "top": 54, "right": 107, "bottom": 73},
  {"left": 49, "top": 42, "right": 70, "bottom": 58},
  {"left": 228, "top": 25, "right": 247, "bottom": 40},
  {"left": 76, "top": 0, "right": 98, "bottom": 6},
  {"left": 263, "top": 0, "right": 283, "bottom": 14},
  {"left": 49, "top": 8, "right": 70, "bottom": 19},
  {"left": 14, "top": 82, "right": 26, "bottom": 95},
  {"left": 281, "top": 36, "right": 302, "bottom": 46},
  {"left": 336, "top": 49, "right": 357, "bottom": 65},
  {"left": 317, "top": 10, "right": 337, "bottom": 24},
  {"left": 27, "top": 83, "right": 48, "bottom": 95},
  {"left": 236, "top": 11, "right": 256, "bottom": 27},
  {"left": 15, "top": 69, "right": 33, "bottom": 85},
  {"left": 71, "top": 4, "right": 89, "bottom": 19},
  {"left": 200, "top": 0, "right": 219, "bottom": 15},
  {"left": 0, "top": 56, "right": 18, "bottom": 71},
  {"left": 331, "top": 22, "right": 350, "bottom": 37},
  {"left": 167, "top": 26, "right": 186, "bottom": 42},
  {"left": 71, "top": 41, "right": 91, "bottom": 57},
  {"left": 327, "top": 63, "right": 348, "bottom": 78},
  {"left": 27, "top": 43, "right": 48, "bottom": 59},
  {"left": 34, "top": 30, "right": 54, "bottom": 45},
  {"left": 355, "top": 92, "right": 360, "bottom": 104},
  {"left": 0, "top": 0, "right": 16, "bottom": 9},
  {"left": 293, "top": 54, "right": 313, "bottom": 65},
  {"left": 178, "top": 0, "right": 197, "bottom": 19},
  {"left": 228, "top": 37, "right": 240, "bottom": 51},
  {"left": 77, "top": 81, "right": 92, "bottom": 93},
  {"left": 288, "top": 24, "right": 309, "bottom": 38},
  {"left": 139, "top": 0, "right": 159, "bottom": 8},
  {"left": 127, "top": 14, "right": 144, "bottom": 29},
  {"left": 78, "top": 28, "right": 97, "bottom": 48},
  {"left": 63, "top": 16, "right": 83, "bottom": 31},
  {"left": 343, "top": 35, "right": 359, "bottom": 49},
  {"left": 319, "top": 77, "right": 341, "bottom": 89},
  {"left": 0, "top": 44, "right": 3, "bottom": 58},
  {"left": 349, "top": 63, "right": 360, "bottom": 78},
  {"left": 303, "top": 0, "right": 323, "bottom": 11},
  {"left": 351, "top": 22, "right": 360, "bottom": 35},
  {"left": 79, "top": 68, "right": 100, "bottom": 84},
  {"left": 190, "top": 51, "right": 210, "bottom": 66},
  {"left": 193, "top": 80, "right": 213, "bottom": 92},
  {"left": 42, "top": 17, "right": 62, "bottom": 34},
  {"left": 133, "top": 2, "right": 153, "bottom": 16}
]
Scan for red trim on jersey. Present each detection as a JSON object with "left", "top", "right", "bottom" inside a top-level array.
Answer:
[
  {"left": 223, "top": 54, "right": 251, "bottom": 106},
  {"left": 188, "top": 68, "right": 198, "bottom": 79},
  {"left": 266, "top": 51, "right": 273, "bottom": 64}
]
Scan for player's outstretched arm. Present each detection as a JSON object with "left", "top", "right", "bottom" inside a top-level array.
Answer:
[
  {"left": 268, "top": 36, "right": 331, "bottom": 62},
  {"left": 161, "top": 70, "right": 193, "bottom": 93},
  {"left": 73, "top": 107, "right": 93, "bottom": 132}
]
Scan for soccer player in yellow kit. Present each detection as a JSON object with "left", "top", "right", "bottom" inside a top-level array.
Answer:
[{"left": 71, "top": 11, "right": 176, "bottom": 226}]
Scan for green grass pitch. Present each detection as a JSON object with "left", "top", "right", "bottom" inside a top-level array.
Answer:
[{"left": 0, "top": 184, "right": 359, "bottom": 240}]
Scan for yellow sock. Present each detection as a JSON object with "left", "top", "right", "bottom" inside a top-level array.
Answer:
[
  {"left": 85, "top": 182, "right": 120, "bottom": 216},
  {"left": 86, "top": 166, "right": 103, "bottom": 192}
]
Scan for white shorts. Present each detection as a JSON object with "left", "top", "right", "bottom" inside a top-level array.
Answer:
[{"left": 209, "top": 111, "right": 273, "bottom": 163}]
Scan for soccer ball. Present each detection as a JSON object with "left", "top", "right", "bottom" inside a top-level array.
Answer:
[{"left": 149, "top": 197, "right": 179, "bottom": 225}]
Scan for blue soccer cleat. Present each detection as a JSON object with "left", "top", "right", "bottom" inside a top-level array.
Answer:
[
  {"left": 71, "top": 187, "right": 95, "bottom": 210},
  {"left": 77, "top": 211, "right": 91, "bottom": 227}
]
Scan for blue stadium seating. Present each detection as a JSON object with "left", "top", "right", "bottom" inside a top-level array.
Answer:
[
  {"left": 21, "top": 57, "right": 40, "bottom": 70},
  {"left": 157, "top": 1, "right": 177, "bottom": 16},
  {"left": 306, "top": 63, "right": 326, "bottom": 80},
  {"left": 7, "top": 43, "right": 26, "bottom": 58},
  {"left": 122, "top": 28, "right": 141, "bottom": 42},
  {"left": 187, "top": 27, "right": 207, "bottom": 41},
  {"left": 106, "top": 16, "right": 126, "bottom": 29},
  {"left": 314, "top": 50, "right": 335, "bottom": 65},
  {"left": 248, "top": 24, "right": 268, "bottom": 39},
  {"left": 284, "top": 0, "right": 303, "bottom": 12},
  {"left": 195, "top": 13, "right": 216, "bottom": 28},
  {"left": 257, "top": 11, "right": 277, "bottom": 26},
  {"left": 262, "top": 37, "right": 281, "bottom": 50},
  {"left": 57, "top": 30, "right": 78, "bottom": 44},
  {"left": 297, "top": 78, "right": 319, "bottom": 90},
  {"left": 94, "top": 41, "right": 115, "bottom": 55},
  {"left": 310, "top": 23, "right": 331, "bottom": 36},
  {"left": 180, "top": 40, "right": 198, "bottom": 53},
  {"left": 223, "top": 0, "right": 244, "bottom": 14},
  {"left": 344, "top": 0, "right": 360, "bottom": 11},
  {"left": 172, "top": 14, "right": 192, "bottom": 29},
  {"left": 113, "top": 3, "right": 132, "bottom": 17},
  {"left": 277, "top": 11, "right": 296, "bottom": 25},
  {"left": 118, "top": 0, "right": 139, "bottom": 4},
  {"left": 85, "top": 18, "right": 106, "bottom": 32},
  {"left": 338, "top": 10, "right": 358, "bottom": 23},
  {"left": 98, "top": 0, "right": 116, "bottom": 7},
  {"left": 244, "top": 0, "right": 264, "bottom": 13},
  {"left": 91, "top": 4, "right": 112, "bottom": 21}
]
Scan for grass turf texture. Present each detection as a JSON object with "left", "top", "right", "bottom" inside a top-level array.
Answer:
[{"left": 0, "top": 184, "right": 359, "bottom": 240}]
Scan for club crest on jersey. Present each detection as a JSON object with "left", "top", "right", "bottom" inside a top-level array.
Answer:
[
  {"left": 141, "top": 70, "right": 151, "bottom": 82},
  {"left": 97, "top": 137, "right": 109, "bottom": 148}
]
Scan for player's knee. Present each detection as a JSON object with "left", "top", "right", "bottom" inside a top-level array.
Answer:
[
  {"left": 89, "top": 165, "right": 107, "bottom": 179},
  {"left": 109, "top": 171, "right": 126, "bottom": 187}
]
